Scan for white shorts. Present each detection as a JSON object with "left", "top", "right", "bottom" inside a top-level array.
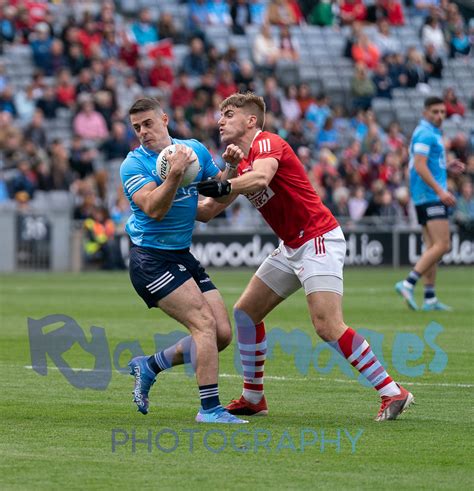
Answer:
[{"left": 255, "top": 226, "right": 346, "bottom": 298}]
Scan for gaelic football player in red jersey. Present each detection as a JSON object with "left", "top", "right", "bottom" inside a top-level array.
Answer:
[{"left": 197, "top": 93, "right": 414, "bottom": 421}]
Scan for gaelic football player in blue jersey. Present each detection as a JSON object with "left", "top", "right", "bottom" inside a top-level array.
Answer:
[
  {"left": 120, "top": 98, "right": 246, "bottom": 423},
  {"left": 396, "top": 96, "right": 465, "bottom": 311}
]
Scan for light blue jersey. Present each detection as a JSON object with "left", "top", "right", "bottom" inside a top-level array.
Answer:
[
  {"left": 120, "top": 138, "right": 219, "bottom": 250},
  {"left": 409, "top": 119, "right": 447, "bottom": 205}
]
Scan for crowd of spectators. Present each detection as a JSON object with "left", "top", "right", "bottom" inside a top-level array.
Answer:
[{"left": 0, "top": 0, "right": 472, "bottom": 247}]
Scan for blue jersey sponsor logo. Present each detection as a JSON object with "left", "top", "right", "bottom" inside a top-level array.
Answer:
[{"left": 120, "top": 138, "right": 219, "bottom": 250}]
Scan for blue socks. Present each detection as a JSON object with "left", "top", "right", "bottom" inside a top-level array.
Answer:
[
  {"left": 424, "top": 284, "right": 436, "bottom": 303},
  {"left": 404, "top": 270, "right": 421, "bottom": 289},
  {"left": 199, "top": 384, "right": 221, "bottom": 411}
]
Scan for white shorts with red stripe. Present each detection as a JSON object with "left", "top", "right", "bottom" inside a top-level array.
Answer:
[{"left": 255, "top": 226, "right": 346, "bottom": 298}]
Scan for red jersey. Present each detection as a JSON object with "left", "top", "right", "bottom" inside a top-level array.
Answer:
[{"left": 238, "top": 131, "right": 338, "bottom": 248}]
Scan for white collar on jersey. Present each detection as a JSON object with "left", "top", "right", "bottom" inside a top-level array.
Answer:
[
  {"left": 139, "top": 136, "right": 172, "bottom": 157},
  {"left": 251, "top": 129, "right": 262, "bottom": 147},
  {"left": 139, "top": 145, "right": 155, "bottom": 157}
]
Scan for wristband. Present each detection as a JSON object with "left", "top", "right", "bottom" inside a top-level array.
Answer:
[{"left": 225, "top": 162, "right": 238, "bottom": 171}]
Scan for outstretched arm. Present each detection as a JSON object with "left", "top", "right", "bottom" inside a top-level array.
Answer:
[
  {"left": 229, "top": 157, "right": 278, "bottom": 193},
  {"left": 197, "top": 157, "right": 278, "bottom": 198}
]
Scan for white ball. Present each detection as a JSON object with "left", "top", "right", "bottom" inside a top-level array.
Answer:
[{"left": 156, "top": 144, "right": 201, "bottom": 188}]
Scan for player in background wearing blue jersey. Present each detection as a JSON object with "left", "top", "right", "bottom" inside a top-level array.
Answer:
[
  {"left": 395, "top": 96, "right": 465, "bottom": 311},
  {"left": 120, "top": 98, "right": 247, "bottom": 423}
]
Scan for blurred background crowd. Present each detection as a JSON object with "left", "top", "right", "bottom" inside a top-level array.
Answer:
[{"left": 0, "top": 0, "right": 473, "bottom": 257}]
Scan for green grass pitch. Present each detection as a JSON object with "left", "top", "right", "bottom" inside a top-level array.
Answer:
[{"left": 1, "top": 267, "right": 473, "bottom": 490}]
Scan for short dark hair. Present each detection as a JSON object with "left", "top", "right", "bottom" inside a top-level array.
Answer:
[
  {"left": 220, "top": 92, "right": 266, "bottom": 128},
  {"left": 129, "top": 98, "right": 163, "bottom": 115},
  {"left": 424, "top": 96, "right": 444, "bottom": 108}
]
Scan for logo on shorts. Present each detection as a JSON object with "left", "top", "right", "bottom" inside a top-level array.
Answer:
[
  {"left": 146, "top": 272, "right": 175, "bottom": 294},
  {"left": 178, "top": 264, "right": 186, "bottom": 272},
  {"left": 426, "top": 206, "right": 445, "bottom": 217},
  {"left": 314, "top": 236, "right": 326, "bottom": 256},
  {"left": 270, "top": 247, "right": 281, "bottom": 257},
  {"left": 200, "top": 278, "right": 211, "bottom": 283}
]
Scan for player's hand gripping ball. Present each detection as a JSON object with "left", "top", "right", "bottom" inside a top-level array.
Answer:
[{"left": 157, "top": 144, "right": 201, "bottom": 187}]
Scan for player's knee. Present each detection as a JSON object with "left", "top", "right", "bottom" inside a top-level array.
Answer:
[
  {"left": 233, "top": 304, "right": 259, "bottom": 326},
  {"left": 190, "top": 307, "right": 217, "bottom": 335},
  {"left": 217, "top": 325, "right": 232, "bottom": 350},
  {"left": 434, "top": 237, "right": 451, "bottom": 255},
  {"left": 312, "top": 313, "right": 342, "bottom": 341},
  {"left": 233, "top": 300, "right": 245, "bottom": 316},
  {"left": 442, "top": 238, "right": 451, "bottom": 254}
]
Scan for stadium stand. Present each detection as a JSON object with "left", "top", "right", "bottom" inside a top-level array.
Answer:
[{"left": 0, "top": 0, "right": 472, "bottom": 254}]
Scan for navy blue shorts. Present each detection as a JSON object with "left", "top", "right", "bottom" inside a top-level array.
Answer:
[
  {"left": 129, "top": 245, "right": 216, "bottom": 308},
  {"left": 415, "top": 201, "right": 448, "bottom": 226}
]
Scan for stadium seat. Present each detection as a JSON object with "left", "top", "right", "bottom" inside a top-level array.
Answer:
[
  {"left": 441, "top": 78, "right": 458, "bottom": 90},
  {"left": 206, "top": 24, "right": 233, "bottom": 38},
  {"left": 442, "top": 120, "right": 461, "bottom": 139},
  {"left": 372, "top": 98, "right": 392, "bottom": 111},
  {"left": 275, "top": 61, "right": 299, "bottom": 86},
  {"left": 229, "top": 35, "right": 250, "bottom": 51},
  {"left": 318, "top": 66, "right": 339, "bottom": 80},
  {"left": 393, "top": 98, "right": 411, "bottom": 111},
  {"left": 392, "top": 88, "right": 407, "bottom": 99},
  {"left": 298, "top": 65, "right": 319, "bottom": 83},
  {"left": 245, "top": 24, "right": 260, "bottom": 39},
  {"left": 326, "top": 38, "right": 345, "bottom": 55},
  {"left": 334, "top": 58, "right": 353, "bottom": 68},
  {"left": 410, "top": 98, "right": 425, "bottom": 111},
  {"left": 171, "top": 44, "right": 189, "bottom": 69},
  {"left": 372, "top": 98, "right": 395, "bottom": 129},
  {"left": 428, "top": 79, "right": 442, "bottom": 91},
  {"left": 322, "top": 77, "right": 346, "bottom": 106}
]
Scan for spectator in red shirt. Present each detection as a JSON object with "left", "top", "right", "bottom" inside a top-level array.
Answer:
[
  {"left": 386, "top": 121, "right": 406, "bottom": 152},
  {"left": 297, "top": 82, "right": 316, "bottom": 115},
  {"left": 444, "top": 88, "right": 465, "bottom": 118},
  {"left": 351, "top": 32, "right": 381, "bottom": 70},
  {"left": 77, "top": 20, "right": 102, "bottom": 59},
  {"left": 340, "top": 0, "right": 367, "bottom": 25},
  {"left": 215, "top": 69, "right": 238, "bottom": 100},
  {"left": 119, "top": 32, "right": 139, "bottom": 68},
  {"left": 287, "top": 0, "right": 305, "bottom": 24},
  {"left": 380, "top": 0, "right": 405, "bottom": 26},
  {"left": 170, "top": 72, "right": 194, "bottom": 109},
  {"left": 312, "top": 148, "right": 339, "bottom": 187},
  {"left": 11, "top": 0, "right": 47, "bottom": 27},
  {"left": 149, "top": 57, "right": 174, "bottom": 92},
  {"left": 55, "top": 68, "right": 76, "bottom": 108}
]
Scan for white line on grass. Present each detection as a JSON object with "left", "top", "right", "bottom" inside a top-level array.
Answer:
[
  {"left": 10, "top": 285, "right": 474, "bottom": 294},
  {"left": 23, "top": 365, "right": 473, "bottom": 388}
]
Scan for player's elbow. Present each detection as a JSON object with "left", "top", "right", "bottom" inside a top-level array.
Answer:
[
  {"left": 146, "top": 207, "right": 165, "bottom": 221},
  {"left": 196, "top": 203, "right": 214, "bottom": 223},
  {"left": 254, "top": 173, "right": 271, "bottom": 190},
  {"left": 196, "top": 212, "right": 211, "bottom": 223}
]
